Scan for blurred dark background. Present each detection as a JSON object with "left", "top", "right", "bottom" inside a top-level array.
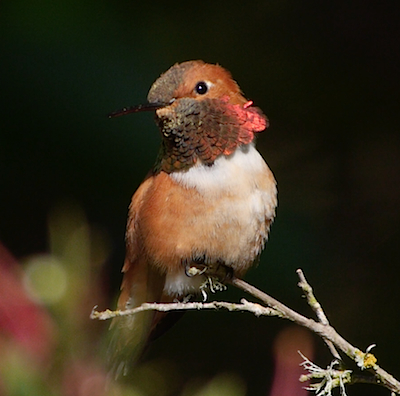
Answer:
[{"left": 1, "top": 1, "right": 400, "bottom": 395}]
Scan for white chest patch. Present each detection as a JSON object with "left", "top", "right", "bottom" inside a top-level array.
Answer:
[{"left": 170, "top": 144, "right": 272, "bottom": 196}]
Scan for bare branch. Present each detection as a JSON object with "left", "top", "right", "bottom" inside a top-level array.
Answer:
[
  {"left": 90, "top": 299, "right": 280, "bottom": 320},
  {"left": 229, "top": 274, "right": 400, "bottom": 394},
  {"left": 92, "top": 270, "right": 400, "bottom": 394}
]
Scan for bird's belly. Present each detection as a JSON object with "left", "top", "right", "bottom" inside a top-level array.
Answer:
[
  {"left": 180, "top": 191, "right": 269, "bottom": 264},
  {"left": 139, "top": 145, "right": 277, "bottom": 294}
]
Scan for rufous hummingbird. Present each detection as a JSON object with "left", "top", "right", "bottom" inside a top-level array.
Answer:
[{"left": 108, "top": 60, "right": 277, "bottom": 376}]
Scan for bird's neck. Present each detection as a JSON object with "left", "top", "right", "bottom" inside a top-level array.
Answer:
[{"left": 153, "top": 98, "right": 267, "bottom": 173}]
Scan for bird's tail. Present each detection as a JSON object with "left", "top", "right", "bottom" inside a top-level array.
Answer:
[{"left": 107, "top": 258, "right": 165, "bottom": 379}]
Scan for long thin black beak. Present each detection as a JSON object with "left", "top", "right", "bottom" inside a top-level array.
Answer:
[{"left": 108, "top": 102, "right": 166, "bottom": 118}]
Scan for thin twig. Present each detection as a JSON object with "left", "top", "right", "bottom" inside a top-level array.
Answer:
[
  {"left": 90, "top": 299, "right": 279, "bottom": 320},
  {"left": 296, "top": 269, "right": 341, "bottom": 361}
]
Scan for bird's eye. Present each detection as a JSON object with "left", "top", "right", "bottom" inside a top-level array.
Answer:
[{"left": 195, "top": 81, "right": 208, "bottom": 95}]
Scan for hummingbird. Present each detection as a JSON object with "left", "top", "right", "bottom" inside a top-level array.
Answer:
[{"left": 108, "top": 60, "right": 277, "bottom": 376}]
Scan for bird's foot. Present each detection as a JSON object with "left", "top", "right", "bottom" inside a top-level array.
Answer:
[
  {"left": 199, "top": 276, "right": 227, "bottom": 301},
  {"left": 185, "top": 263, "right": 207, "bottom": 277},
  {"left": 184, "top": 259, "right": 232, "bottom": 301}
]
